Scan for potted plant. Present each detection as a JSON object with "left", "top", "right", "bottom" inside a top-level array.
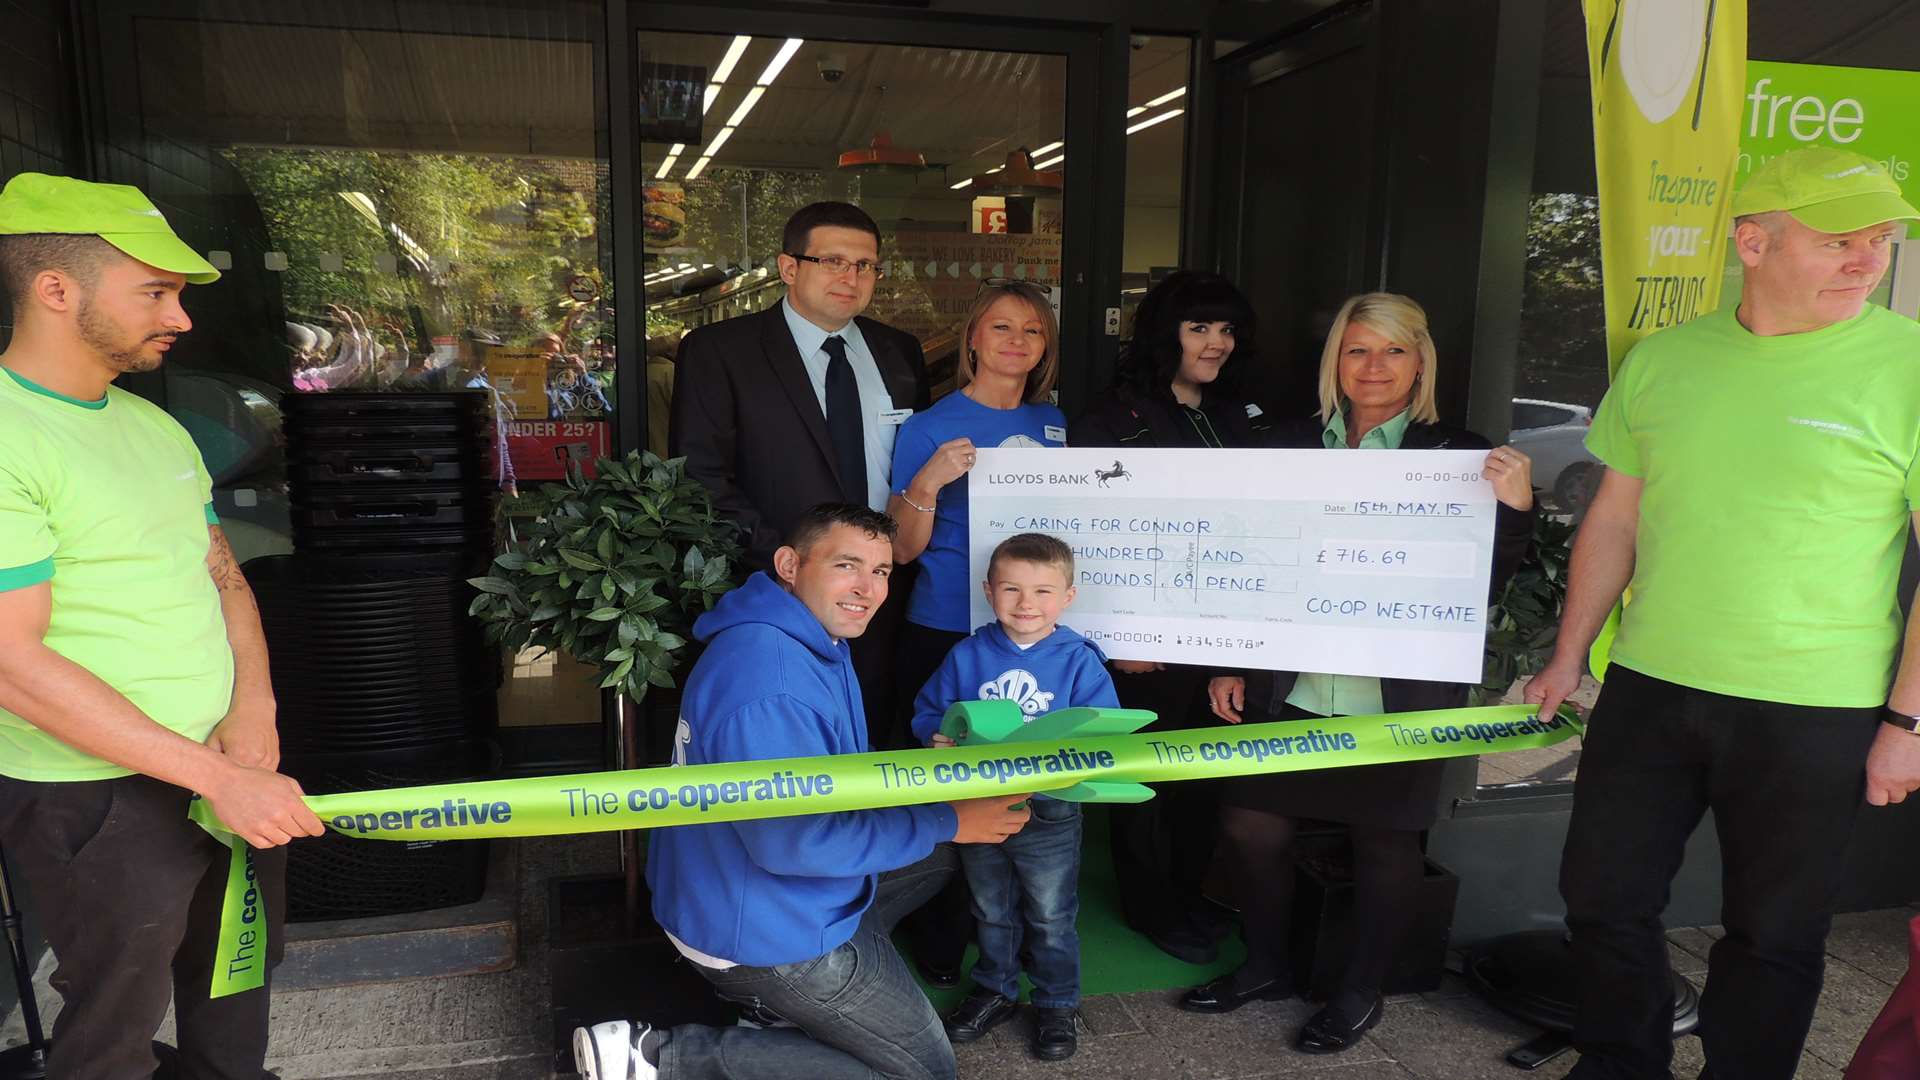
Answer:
[{"left": 467, "top": 450, "right": 742, "bottom": 1063}]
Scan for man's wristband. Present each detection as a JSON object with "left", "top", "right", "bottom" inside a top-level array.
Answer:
[{"left": 1884, "top": 708, "right": 1920, "bottom": 734}]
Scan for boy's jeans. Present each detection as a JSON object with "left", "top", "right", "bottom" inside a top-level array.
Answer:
[{"left": 959, "top": 797, "right": 1083, "bottom": 1008}]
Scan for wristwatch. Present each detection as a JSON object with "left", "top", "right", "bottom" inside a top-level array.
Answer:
[{"left": 1884, "top": 708, "right": 1920, "bottom": 734}]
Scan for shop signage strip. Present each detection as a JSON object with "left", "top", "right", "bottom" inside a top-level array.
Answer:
[{"left": 190, "top": 702, "right": 1579, "bottom": 997}]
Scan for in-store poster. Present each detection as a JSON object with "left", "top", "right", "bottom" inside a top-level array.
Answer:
[
  {"left": 1585, "top": 0, "right": 1747, "bottom": 378},
  {"left": 885, "top": 226, "right": 1064, "bottom": 346},
  {"left": 486, "top": 347, "right": 551, "bottom": 421},
  {"left": 507, "top": 419, "right": 611, "bottom": 481},
  {"left": 1738, "top": 61, "right": 1919, "bottom": 198}
]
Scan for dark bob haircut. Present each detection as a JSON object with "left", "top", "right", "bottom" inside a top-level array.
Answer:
[{"left": 1116, "top": 270, "right": 1258, "bottom": 398}]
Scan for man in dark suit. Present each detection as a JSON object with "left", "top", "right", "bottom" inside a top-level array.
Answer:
[{"left": 671, "top": 201, "right": 928, "bottom": 748}]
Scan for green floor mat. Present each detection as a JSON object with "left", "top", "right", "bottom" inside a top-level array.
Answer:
[{"left": 898, "top": 804, "right": 1244, "bottom": 1011}]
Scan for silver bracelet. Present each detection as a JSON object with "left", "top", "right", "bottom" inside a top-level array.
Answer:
[{"left": 900, "top": 493, "right": 935, "bottom": 513}]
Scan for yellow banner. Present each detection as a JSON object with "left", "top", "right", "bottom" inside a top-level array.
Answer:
[{"left": 1586, "top": 0, "right": 1747, "bottom": 378}]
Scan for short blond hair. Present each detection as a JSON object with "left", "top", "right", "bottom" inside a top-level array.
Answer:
[
  {"left": 957, "top": 281, "right": 1059, "bottom": 404},
  {"left": 1316, "top": 292, "right": 1440, "bottom": 425}
]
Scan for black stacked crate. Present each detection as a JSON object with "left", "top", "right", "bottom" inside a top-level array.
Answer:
[{"left": 256, "top": 391, "right": 501, "bottom": 921}]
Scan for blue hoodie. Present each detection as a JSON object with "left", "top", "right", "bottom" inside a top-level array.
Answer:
[
  {"left": 910, "top": 621, "right": 1122, "bottom": 747},
  {"left": 648, "top": 572, "right": 960, "bottom": 967}
]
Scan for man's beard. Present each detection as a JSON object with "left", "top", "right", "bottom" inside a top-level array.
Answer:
[{"left": 77, "top": 298, "right": 166, "bottom": 373}]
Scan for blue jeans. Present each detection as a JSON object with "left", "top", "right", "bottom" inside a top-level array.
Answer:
[
  {"left": 659, "top": 845, "right": 958, "bottom": 1080},
  {"left": 959, "top": 797, "right": 1082, "bottom": 1008}
]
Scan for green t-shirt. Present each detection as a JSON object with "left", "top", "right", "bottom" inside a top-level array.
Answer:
[
  {"left": 1587, "top": 304, "right": 1920, "bottom": 707},
  {"left": 1286, "top": 407, "right": 1413, "bottom": 717},
  {"left": 0, "top": 367, "right": 234, "bottom": 780}
]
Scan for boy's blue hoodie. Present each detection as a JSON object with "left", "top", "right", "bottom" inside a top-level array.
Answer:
[
  {"left": 648, "top": 572, "right": 959, "bottom": 967},
  {"left": 910, "top": 621, "right": 1121, "bottom": 746}
]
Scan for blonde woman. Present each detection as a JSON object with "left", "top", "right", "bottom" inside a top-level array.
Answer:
[
  {"left": 886, "top": 280, "right": 1067, "bottom": 992},
  {"left": 1185, "top": 292, "right": 1535, "bottom": 1054}
]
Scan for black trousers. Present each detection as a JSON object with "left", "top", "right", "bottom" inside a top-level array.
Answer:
[
  {"left": 1105, "top": 665, "right": 1219, "bottom": 933},
  {"left": 0, "top": 772, "right": 287, "bottom": 1080},
  {"left": 894, "top": 621, "right": 975, "bottom": 973},
  {"left": 1559, "top": 666, "right": 1880, "bottom": 1080}
]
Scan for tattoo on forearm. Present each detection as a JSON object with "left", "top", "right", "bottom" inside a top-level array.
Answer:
[{"left": 207, "top": 527, "right": 252, "bottom": 594}]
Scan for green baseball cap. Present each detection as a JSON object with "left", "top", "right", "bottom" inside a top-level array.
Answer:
[
  {"left": 1731, "top": 147, "right": 1919, "bottom": 234},
  {"left": 0, "top": 173, "right": 221, "bottom": 284}
]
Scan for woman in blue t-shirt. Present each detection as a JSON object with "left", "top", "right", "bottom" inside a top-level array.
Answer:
[{"left": 886, "top": 279, "right": 1067, "bottom": 980}]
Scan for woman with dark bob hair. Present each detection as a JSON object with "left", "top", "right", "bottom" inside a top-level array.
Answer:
[{"left": 1070, "top": 270, "right": 1272, "bottom": 965}]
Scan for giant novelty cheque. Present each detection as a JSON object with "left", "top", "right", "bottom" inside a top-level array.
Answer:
[{"left": 967, "top": 447, "right": 1499, "bottom": 682}]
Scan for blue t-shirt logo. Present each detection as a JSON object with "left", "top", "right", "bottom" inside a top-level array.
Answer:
[{"left": 979, "top": 668, "right": 1055, "bottom": 716}]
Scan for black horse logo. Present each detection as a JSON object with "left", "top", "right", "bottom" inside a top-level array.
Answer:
[{"left": 1096, "top": 460, "right": 1131, "bottom": 487}]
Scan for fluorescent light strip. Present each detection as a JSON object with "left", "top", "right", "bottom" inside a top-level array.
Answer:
[
  {"left": 1125, "top": 107, "right": 1184, "bottom": 135},
  {"left": 756, "top": 38, "right": 803, "bottom": 85},
  {"left": 654, "top": 144, "right": 685, "bottom": 180},
  {"left": 1144, "top": 86, "right": 1187, "bottom": 108},
  {"left": 1036, "top": 153, "right": 1064, "bottom": 170},
  {"left": 724, "top": 86, "right": 765, "bottom": 128},
  {"left": 703, "top": 127, "right": 735, "bottom": 157},
  {"left": 703, "top": 84, "right": 721, "bottom": 115},
  {"left": 1126, "top": 105, "right": 1146, "bottom": 118},
  {"left": 712, "top": 36, "right": 752, "bottom": 84},
  {"left": 685, "top": 155, "right": 714, "bottom": 180},
  {"left": 1032, "top": 141, "right": 1064, "bottom": 157},
  {"left": 950, "top": 178, "right": 973, "bottom": 190}
]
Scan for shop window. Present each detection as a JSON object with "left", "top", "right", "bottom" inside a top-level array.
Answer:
[{"left": 636, "top": 31, "right": 1068, "bottom": 408}]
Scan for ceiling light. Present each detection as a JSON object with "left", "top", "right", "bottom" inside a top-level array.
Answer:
[
  {"left": 1032, "top": 141, "right": 1064, "bottom": 157},
  {"left": 724, "top": 86, "right": 765, "bottom": 128},
  {"left": 1126, "top": 105, "right": 1146, "bottom": 118},
  {"left": 1126, "top": 108, "right": 1184, "bottom": 135},
  {"left": 654, "top": 155, "right": 679, "bottom": 179},
  {"left": 703, "top": 127, "right": 735, "bottom": 156},
  {"left": 1036, "top": 153, "right": 1064, "bottom": 169},
  {"left": 950, "top": 178, "right": 973, "bottom": 190},
  {"left": 756, "top": 38, "right": 804, "bottom": 85},
  {"left": 685, "top": 155, "right": 714, "bottom": 180},
  {"left": 1144, "top": 86, "right": 1187, "bottom": 108},
  {"left": 712, "top": 35, "right": 752, "bottom": 84},
  {"left": 702, "top": 84, "right": 721, "bottom": 114}
]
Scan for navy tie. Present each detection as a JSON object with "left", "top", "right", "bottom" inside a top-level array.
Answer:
[{"left": 821, "top": 335, "right": 867, "bottom": 505}]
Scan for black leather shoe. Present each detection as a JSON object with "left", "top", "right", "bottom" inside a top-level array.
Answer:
[
  {"left": 944, "top": 989, "right": 1019, "bottom": 1043},
  {"left": 917, "top": 958, "right": 960, "bottom": 989},
  {"left": 1146, "top": 919, "right": 1218, "bottom": 965},
  {"left": 1177, "top": 974, "right": 1294, "bottom": 1014},
  {"left": 1295, "top": 996, "right": 1384, "bottom": 1054},
  {"left": 1030, "top": 1007, "right": 1078, "bottom": 1061}
]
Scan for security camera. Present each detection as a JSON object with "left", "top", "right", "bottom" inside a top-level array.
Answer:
[
  {"left": 818, "top": 53, "right": 848, "bottom": 83},
  {"left": 1130, "top": 34, "right": 1150, "bottom": 51}
]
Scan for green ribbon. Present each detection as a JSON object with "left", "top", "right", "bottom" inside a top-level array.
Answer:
[
  {"left": 191, "top": 702, "right": 1580, "bottom": 997},
  {"left": 189, "top": 799, "right": 269, "bottom": 998}
]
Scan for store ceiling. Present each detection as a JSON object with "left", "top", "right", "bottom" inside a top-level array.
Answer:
[
  {"left": 1541, "top": 0, "right": 1920, "bottom": 78},
  {"left": 131, "top": 19, "right": 1190, "bottom": 202}
]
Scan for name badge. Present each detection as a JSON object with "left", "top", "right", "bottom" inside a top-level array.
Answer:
[
  {"left": 1044, "top": 424, "right": 1067, "bottom": 443},
  {"left": 878, "top": 408, "right": 914, "bottom": 426}
]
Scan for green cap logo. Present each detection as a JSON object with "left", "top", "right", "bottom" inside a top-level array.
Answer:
[{"left": 1731, "top": 146, "right": 1920, "bottom": 234}]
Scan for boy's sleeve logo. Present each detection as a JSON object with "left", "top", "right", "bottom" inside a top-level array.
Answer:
[
  {"left": 978, "top": 669, "right": 1054, "bottom": 717},
  {"left": 672, "top": 716, "right": 692, "bottom": 766}
]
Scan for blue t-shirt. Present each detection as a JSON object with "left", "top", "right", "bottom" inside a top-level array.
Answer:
[{"left": 890, "top": 391, "right": 1066, "bottom": 631}]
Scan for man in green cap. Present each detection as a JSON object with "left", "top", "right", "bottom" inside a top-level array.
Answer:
[
  {"left": 1527, "top": 146, "right": 1920, "bottom": 1079},
  {"left": 0, "top": 173, "right": 323, "bottom": 1080}
]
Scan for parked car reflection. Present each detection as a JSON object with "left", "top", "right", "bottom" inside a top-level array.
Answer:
[{"left": 1510, "top": 397, "right": 1599, "bottom": 514}]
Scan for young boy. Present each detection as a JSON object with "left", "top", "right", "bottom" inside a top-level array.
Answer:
[{"left": 910, "top": 532, "right": 1119, "bottom": 1063}]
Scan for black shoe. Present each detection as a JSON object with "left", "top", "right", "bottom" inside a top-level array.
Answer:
[
  {"left": 917, "top": 958, "right": 960, "bottom": 988},
  {"left": 1295, "top": 995, "right": 1384, "bottom": 1054},
  {"left": 1177, "top": 973, "right": 1294, "bottom": 1014},
  {"left": 1145, "top": 919, "right": 1218, "bottom": 965},
  {"left": 1030, "top": 1007, "right": 1078, "bottom": 1061},
  {"left": 944, "top": 989, "right": 1019, "bottom": 1043}
]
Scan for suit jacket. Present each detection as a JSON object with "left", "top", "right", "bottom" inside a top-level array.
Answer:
[
  {"left": 1245, "top": 415, "right": 1537, "bottom": 715},
  {"left": 670, "top": 303, "right": 929, "bottom": 570}
]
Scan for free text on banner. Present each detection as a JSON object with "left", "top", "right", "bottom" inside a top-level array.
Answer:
[
  {"left": 192, "top": 703, "right": 1580, "bottom": 996},
  {"left": 1586, "top": 0, "right": 1747, "bottom": 378},
  {"left": 966, "top": 447, "right": 1499, "bottom": 683}
]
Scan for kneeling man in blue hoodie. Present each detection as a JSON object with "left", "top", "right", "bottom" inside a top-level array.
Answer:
[{"left": 576, "top": 503, "right": 1035, "bottom": 1080}]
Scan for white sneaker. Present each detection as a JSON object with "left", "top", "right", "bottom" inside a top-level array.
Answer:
[{"left": 573, "top": 1019, "right": 659, "bottom": 1080}]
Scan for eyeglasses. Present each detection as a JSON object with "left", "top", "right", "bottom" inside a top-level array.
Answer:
[{"left": 787, "top": 252, "right": 886, "bottom": 279}]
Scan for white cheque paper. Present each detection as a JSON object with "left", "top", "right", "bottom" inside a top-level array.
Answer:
[{"left": 967, "top": 447, "right": 1498, "bottom": 683}]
